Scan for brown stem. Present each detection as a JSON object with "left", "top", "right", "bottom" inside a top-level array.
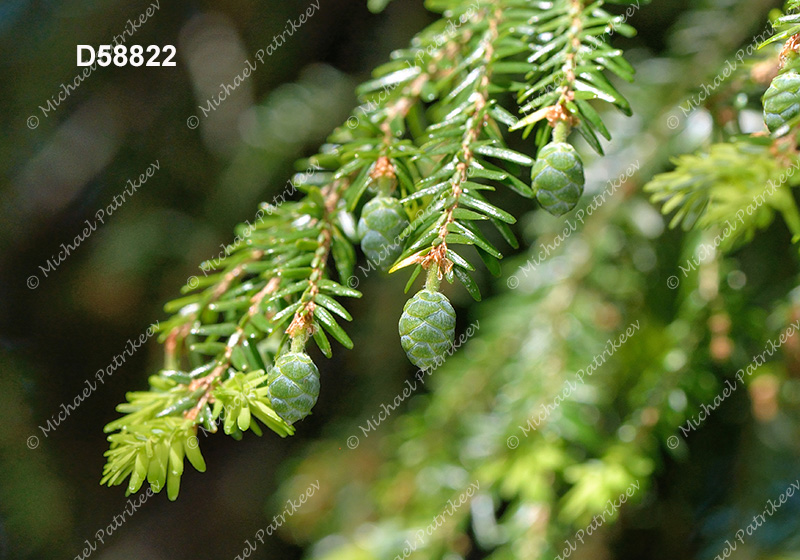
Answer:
[
  {"left": 546, "top": 0, "right": 582, "bottom": 127},
  {"left": 380, "top": 19, "right": 476, "bottom": 143},
  {"left": 423, "top": 7, "right": 502, "bottom": 278},
  {"left": 184, "top": 276, "right": 281, "bottom": 421},
  {"left": 164, "top": 250, "right": 265, "bottom": 366},
  {"left": 286, "top": 181, "right": 347, "bottom": 340}
]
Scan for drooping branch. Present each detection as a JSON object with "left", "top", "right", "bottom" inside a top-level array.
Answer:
[
  {"left": 420, "top": 7, "right": 504, "bottom": 277},
  {"left": 101, "top": 0, "right": 640, "bottom": 500},
  {"left": 184, "top": 276, "right": 280, "bottom": 421},
  {"left": 286, "top": 180, "right": 347, "bottom": 341}
]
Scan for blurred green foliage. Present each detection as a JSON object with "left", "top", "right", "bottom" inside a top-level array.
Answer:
[{"left": 4, "top": 1, "right": 800, "bottom": 559}]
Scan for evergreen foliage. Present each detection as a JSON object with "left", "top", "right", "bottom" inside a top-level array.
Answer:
[
  {"left": 101, "top": 0, "right": 641, "bottom": 499},
  {"left": 262, "top": 4, "right": 800, "bottom": 557},
  {"left": 645, "top": 3, "right": 800, "bottom": 253}
]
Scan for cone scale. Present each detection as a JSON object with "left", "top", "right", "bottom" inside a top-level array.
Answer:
[{"left": 267, "top": 352, "right": 320, "bottom": 424}]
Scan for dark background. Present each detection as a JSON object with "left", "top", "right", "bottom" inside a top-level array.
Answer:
[{"left": 0, "top": 0, "right": 793, "bottom": 559}]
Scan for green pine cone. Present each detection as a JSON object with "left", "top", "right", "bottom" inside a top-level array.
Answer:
[
  {"left": 357, "top": 196, "right": 410, "bottom": 270},
  {"left": 764, "top": 67, "right": 800, "bottom": 134},
  {"left": 398, "top": 289, "right": 456, "bottom": 371},
  {"left": 530, "top": 142, "right": 585, "bottom": 216},
  {"left": 267, "top": 352, "right": 320, "bottom": 424}
]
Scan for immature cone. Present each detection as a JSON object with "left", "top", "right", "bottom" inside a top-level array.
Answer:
[
  {"left": 267, "top": 352, "right": 320, "bottom": 424},
  {"left": 398, "top": 289, "right": 456, "bottom": 370},
  {"left": 530, "top": 142, "right": 585, "bottom": 216},
  {"left": 763, "top": 56, "right": 800, "bottom": 134},
  {"left": 357, "top": 196, "right": 410, "bottom": 270}
]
